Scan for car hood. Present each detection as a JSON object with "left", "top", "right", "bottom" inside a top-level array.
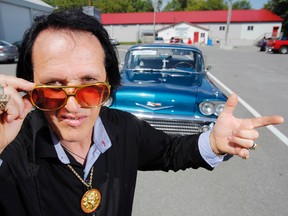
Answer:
[{"left": 110, "top": 70, "right": 221, "bottom": 117}]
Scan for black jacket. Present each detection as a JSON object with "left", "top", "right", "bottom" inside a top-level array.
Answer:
[{"left": 0, "top": 107, "right": 212, "bottom": 216}]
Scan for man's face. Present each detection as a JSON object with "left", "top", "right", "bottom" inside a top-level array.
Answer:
[{"left": 32, "top": 29, "right": 107, "bottom": 144}]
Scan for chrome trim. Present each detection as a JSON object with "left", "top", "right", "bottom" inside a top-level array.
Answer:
[
  {"left": 132, "top": 112, "right": 216, "bottom": 135},
  {"left": 132, "top": 112, "right": 216, "bottom": 122},
  {"left": 135, "top": 103, "right": 174, "bottom": 111}
]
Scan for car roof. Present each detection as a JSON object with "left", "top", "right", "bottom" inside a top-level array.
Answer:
[
  {"left": 0, "top": 40, "right": 12, "bottom": 46},
  {"left": 128, "top": 43, "right": 202, "bottom": 53}
]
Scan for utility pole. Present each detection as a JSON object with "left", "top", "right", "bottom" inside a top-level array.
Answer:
[
  {"left": 225, "top": 0, "right": 232, "bottom": 45},
  {"left": 153, "top": 0, "right": 157, "bottom": 38}
]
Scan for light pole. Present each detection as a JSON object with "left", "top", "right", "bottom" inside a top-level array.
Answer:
[
  {"left": 224, "top": 0, "right": 232, "bottom": 45},
  {"left": 153, "top": 0, "right": 157, "bottom": 38}
]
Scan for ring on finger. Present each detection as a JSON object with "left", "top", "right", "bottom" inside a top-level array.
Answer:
[
  {"left": 249, "top": 141, "right": 257, "bottom": 150},
  {"left": 0, "top": 84, "right": 9, "bottom": 111}
]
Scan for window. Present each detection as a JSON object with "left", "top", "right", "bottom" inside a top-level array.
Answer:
[
  {"left": 247, "top": 26, "right": 254, "bottom": 31},
  {"left": 200, "top": 33, "right": 205, "bottom": 37},
  {"left": 219, "top": 26, "right": 225, "bottom": 31}
]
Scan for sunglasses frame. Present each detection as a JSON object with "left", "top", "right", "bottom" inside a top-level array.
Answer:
[{"left": 29, "top": 82, "right": 111, "bottom": 111}]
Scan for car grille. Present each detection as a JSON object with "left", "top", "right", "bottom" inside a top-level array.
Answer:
[{"left": 140, "top": 118, "right": 213, "bottom": 135}]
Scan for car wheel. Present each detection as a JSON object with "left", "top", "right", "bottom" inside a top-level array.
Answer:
[{"left": 279, "top": 46, "right": 288, "bottom": 54}]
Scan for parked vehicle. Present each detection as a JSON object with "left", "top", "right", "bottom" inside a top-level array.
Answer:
[
  {"left": 266, "top": 38, "right": 288, "bottom": 54},
  {"left": 106, "top": 43, "right": 227, "bottom": 135},
  {"left": 110, "top": 38, "right": 120, "bottom": 46},
  {"left": 154, "top": 37, "right": 164, "bottom": 43},
  {"left": 13, "top": 40, "right": 23, "bottom": 52},
  {"left": 170, "top": 37, "right": 183, "bottom": 44},
  {"left": 0, "top": 40, "right": 19, "bottom": 63}
]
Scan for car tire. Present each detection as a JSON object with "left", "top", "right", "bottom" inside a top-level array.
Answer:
[{"left": 279, "top": 46, "right": 288, "bottom": 54}]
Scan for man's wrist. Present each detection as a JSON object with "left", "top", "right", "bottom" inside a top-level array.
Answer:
[{"left": 209, "top": 130, "right": 226, "bottom": 157}]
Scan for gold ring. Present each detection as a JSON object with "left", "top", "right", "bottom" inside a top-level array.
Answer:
[
  {"left": 0, "top": 85, "right": 9, "bottom": 111},
  {"left": 249, "top": 141, "right": 257, "bottom": 150}
]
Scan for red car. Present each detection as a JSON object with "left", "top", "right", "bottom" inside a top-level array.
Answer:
[{"left": 266, "top": 38, "right": 288, "bottom": 54}]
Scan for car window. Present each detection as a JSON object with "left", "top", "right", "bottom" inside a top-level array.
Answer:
[{"left": 125, "top": 48, "right": 202, "bottom": 72}]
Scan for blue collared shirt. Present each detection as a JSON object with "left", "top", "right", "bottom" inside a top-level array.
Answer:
[{"left": 51, "top": 117, "right": 111, "bottom": 180}]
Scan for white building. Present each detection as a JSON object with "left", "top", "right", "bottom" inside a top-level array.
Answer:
[
  {"left": 157, "top": 22, "right": 209, "bottom": 44},
  {"left": 102, "top": 9, "right": 283, "bottom": 46}
]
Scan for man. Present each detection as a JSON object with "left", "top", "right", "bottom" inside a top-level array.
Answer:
[{"left": 0, "top": 8, "right": 284, "bottom": 216}]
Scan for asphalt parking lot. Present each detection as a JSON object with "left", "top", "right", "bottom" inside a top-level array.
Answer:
[
  {"left": 127, "top": 45, "right": 288, "bottom": 216},
  {"left": 1, "top": 44, "right": 287, "bottom": 216}
]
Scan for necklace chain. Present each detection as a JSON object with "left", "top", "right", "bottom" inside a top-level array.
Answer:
[
  {"left": 62, "top": 145, "right": 86, "bottom": 160},
  {"left": 67, "top": 164, "right": 94, "bottom": 189}
]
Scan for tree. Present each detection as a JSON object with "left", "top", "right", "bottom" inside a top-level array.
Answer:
[
  {"left": 264, "top": 0, "right": 288, "bottom": 37},
  {"left": 43, "top": 0, "right": 88, "bottom": 9},
  {"left": 186, "top": 0, "right": 209, "bottom": 11},
  {"left": 163, "top": 0, "right": 184, "bottom": 11},
  {"left": 205, "top": 0, "right": 227, "bottom": 10},
  {"left": 164, "top": 0, "right": 227, "bottom": 11},
  {"left": 43, "top": 0, "right": 162, "bottom": 13},
  {"left": 232, "top": 0, "right": 252, "bottom": 10}
]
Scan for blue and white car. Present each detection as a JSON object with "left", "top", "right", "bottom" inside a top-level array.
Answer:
[{"left": 107, "top": 43, "right": 227, "bottom": 135}]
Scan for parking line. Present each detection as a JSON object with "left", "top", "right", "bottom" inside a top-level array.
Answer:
[{"left": 207, "top": 71, "right": 288, "bottom": 146}]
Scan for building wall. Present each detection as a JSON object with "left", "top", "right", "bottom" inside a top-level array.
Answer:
[
  {"left": 157, "top": 23, "right": 209, "bottom": 44},
  {"left": 0, "top": 0, "right": 53, "bottom": 43},
  {"left": 201, "top": 22, "right": 282, "bottom": 46},
  {"left": 105, "top": 24, "right": 164, "bottom": 43},
  {"left": 104, "top": 21, "right": 282, "bottom": 46}
]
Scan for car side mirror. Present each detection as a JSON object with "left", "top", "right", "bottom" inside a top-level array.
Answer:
[{"left": 203, "top": 55, "right": 211, "bottom": 71}]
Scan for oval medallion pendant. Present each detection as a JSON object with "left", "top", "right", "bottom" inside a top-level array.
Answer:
[{"left": 81, "top": 188, "right": 101, "bottom": 213}]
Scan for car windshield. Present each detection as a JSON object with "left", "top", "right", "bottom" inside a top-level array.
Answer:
[{"left": 125, "top": 47, "right": 204, "bottom": 73}]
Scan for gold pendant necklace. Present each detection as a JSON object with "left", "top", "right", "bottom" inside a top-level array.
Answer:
[{"left": 67, "top": 164, "right": 101, "bottom": 213}]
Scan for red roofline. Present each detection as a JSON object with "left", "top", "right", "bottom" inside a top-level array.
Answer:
[{"left": 102, "top": 9, "right": 283, "bottom": 25}]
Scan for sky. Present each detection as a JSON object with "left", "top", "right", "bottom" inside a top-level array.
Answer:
[
  {"left": 161, "top": 0, "right": 269, "bottom": 10},
  {"left": 249, "top": 0, "right": 268, "bottom": 9}
]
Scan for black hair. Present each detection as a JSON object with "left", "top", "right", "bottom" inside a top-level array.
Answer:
[{"left": 16, "top": 8, "right": 120, "bottom": 92}]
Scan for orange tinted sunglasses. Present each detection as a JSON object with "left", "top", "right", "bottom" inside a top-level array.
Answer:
[{"left": 29, "top": 82, "right": 110, "bottom": 111}]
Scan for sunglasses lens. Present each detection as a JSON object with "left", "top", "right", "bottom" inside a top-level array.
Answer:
[
  {"left": 31, "top": 88, "right": 67, "bottom": 110},
  {"left": 76, "top": 84, "right": 110, "bottom": 107}
]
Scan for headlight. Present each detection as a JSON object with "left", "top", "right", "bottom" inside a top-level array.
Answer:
[
  {"left": 103, "top": 97, "right": 113, "bottom": 107},
  {"left": 215, "top": 103, "right": 225, "bottom": 115},
  {"left": 199, "top": 101, "right": 225, "bottom": 116},
  {"left": 199, "top": 102, "right": 215, "bottom": 116}
]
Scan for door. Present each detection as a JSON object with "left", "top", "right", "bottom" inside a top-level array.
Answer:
[
  {"left": 272, "top": 26, "right": 279, "bottom": 38},
  {"left": 194, "top": 32, "right": 199, "bottom": 43}
]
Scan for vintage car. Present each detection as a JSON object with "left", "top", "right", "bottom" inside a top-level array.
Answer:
[{"left": 107, "top": 44, "right": 227, "bottom": 135}]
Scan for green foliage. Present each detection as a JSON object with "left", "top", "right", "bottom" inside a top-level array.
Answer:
[
  {"left": 164, "top": 0, "right": 228, "bottom": 11},
  {"left": 43, "top": 0, "right": 163, "bottom": 12},
  {"left": 186, "top": 0, "right": 210, "bottom": 10},
  {"left": 205, "top": 0, "right": 227, "bottom": 10},
  {"left": 232, "top": 0, "right": 252, "bottom": 10},
  {"left": 163, "top": 0, "right": 183, "bottom": 11},
  {"left": 264, "top": 0, "right": 288, "bottom": 36}
]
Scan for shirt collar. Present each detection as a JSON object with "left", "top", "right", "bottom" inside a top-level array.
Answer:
[{"left": 51, "top": 117, "right": 112, "bottom": 179}]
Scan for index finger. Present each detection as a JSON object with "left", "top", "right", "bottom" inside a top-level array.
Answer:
[
  {"left": 251, "top": 115, "right": 284, "bottom": 128},
  {"left": 0, "top": 74, "right": 34, "bottom": 92}
]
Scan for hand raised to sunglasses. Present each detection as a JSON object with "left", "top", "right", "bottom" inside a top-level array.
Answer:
[
  {"left": 0, "top": 74, "right": 34, "bottom": 153},
  {"left": 209, "top": 93, "right": 284, "bottom": 159}
]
